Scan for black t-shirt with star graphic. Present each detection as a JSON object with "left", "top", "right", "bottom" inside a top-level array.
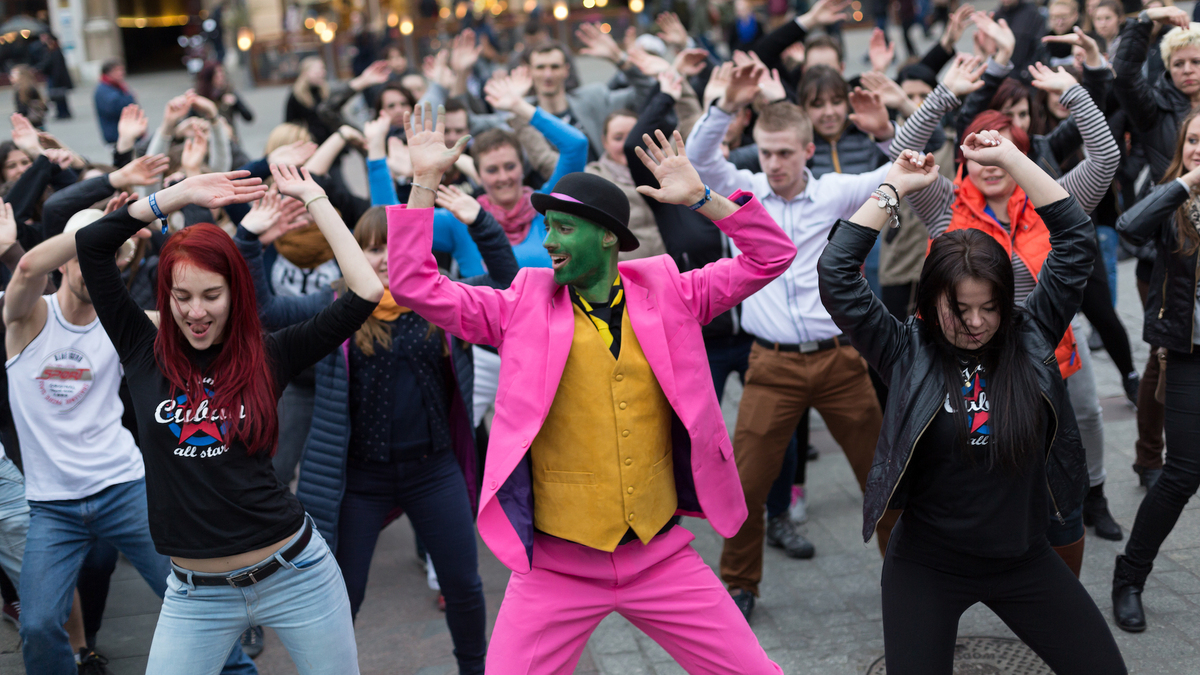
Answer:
[
  {"left": 897, "top": 354, "right": 1050, "bottom": 562},
  {"left": 77, "top": 205, "right": 377, "bottom": 558}
]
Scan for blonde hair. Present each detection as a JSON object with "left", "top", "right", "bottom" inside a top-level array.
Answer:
[
  {"left": 291, "top": 56, "right": 329, "bottom": 109},
  {"left": 264, "top": 123, "right": 312, "bottom": 155},
  {"left": 1161, "top": 23, "right": 1200, "bottom": 69}
]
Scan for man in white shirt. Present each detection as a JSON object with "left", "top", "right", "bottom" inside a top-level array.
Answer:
[{"left": 686, "top": 67, "right": 900, "bottom": 620}]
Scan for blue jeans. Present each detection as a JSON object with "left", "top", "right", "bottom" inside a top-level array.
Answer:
[
  {"left": 149, "top": 516, "right": 354, "bottom": 675},
  {"left": 0, "top": 457, "right": 28, "bottom": 587},
  {"left": 20, "top": 478, "right": 256, "bottom": 675},
  {"left": 338, "top": 451, "right": 486, "bottom": 674},
  {"left": 1095, "top": 225, "right": 1119, "bottom": 306}
]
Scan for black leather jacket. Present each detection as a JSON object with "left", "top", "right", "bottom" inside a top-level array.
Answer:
[
  {"left": 817, "top": 196, "right": 1095, "bottom": 542},
  {"left": 1116, "top": 179, "right": 1199, "bottom": 352}
]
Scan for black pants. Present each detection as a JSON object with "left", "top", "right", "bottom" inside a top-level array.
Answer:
[
  {"left": 1125, "top": 350, "right": 1200, "bottom": 569},
  {"left": 1080, "top": 252, "right": 1136, "bottom": 377},
  {"left": 882, "top": 522, "right": 1126, "bottom": 675}
]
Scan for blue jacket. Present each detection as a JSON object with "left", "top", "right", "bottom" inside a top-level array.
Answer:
[
  {"left": 94, "top": 82, "right": 135, "bottom": 144},
  {"left": 235, "top": 214, "right": 518, "bottom": 550}
]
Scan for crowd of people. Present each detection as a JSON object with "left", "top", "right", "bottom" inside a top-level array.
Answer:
[{"left": 3, "top": 0, "right": 1200, "bottom": 672}]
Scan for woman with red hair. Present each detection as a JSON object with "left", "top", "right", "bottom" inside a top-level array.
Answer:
[
  {"left": 887, "top": 54, "right": 1120, "bottom": 576},
  {"left": 74, "top": 168, "right": 383, "bottom": 674}
]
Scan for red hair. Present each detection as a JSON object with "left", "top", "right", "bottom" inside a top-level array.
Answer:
[
  {"left": 963, "top": 109, "right": 1031, "bottom": 157},
  {"left": 154, "top": 224, "right": 279, "bottom": 455}
]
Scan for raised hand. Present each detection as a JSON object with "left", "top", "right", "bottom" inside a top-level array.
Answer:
[
  {"left": 627, "top": 46, "right": 671, "bottom": 77},
  {"left": 450, "top": 30, "right": 483, "bottom": 74},
  {"left": 634, "top": 130, "right": 706, "bottom": 206},
  {"left": 423, "top": 49, "right": 456, "bottom": 90},
  {"left": 103, "top": 191, "right": 137, "bottom": 216},
  {"left": 848, "top": 88, "right": 893, "bottom": 139},
  {"left": 43, "top": 148, "right": 74, "bottom": 169},
  {"left": 387, "top": 136, "right": 412, "bottom": 179},
  {"left": 719, "top": 64, "right": 765, "bottom": 114},
  {"left": 960, "top": 129, "right": 1020, "bottom": 167},
  {"left": 406, "top": 103, "right": 471, "bottom": 184},
  {"left": 782, "top": 42, "right": 807, "bottom": 70},
  {"left": 180, "top": 127, "right": 209, "bottom": 175},
  {"left": 940, "top": 3, "right": 974, "bottom": 50},
  {"left": 799, "top": 0, "right": 851, "bottom": 30},
  {"left": 757, "top": 67, "right": 787, "bottom": 104},
  {"left": 351, "top": 60, "right": 392, "bottom": 91},
  {"left": 576, "top": 22, "right": 625, "bottom": 63},
  {"left": 942, "top": 53, "right": 987, "bottom": 98},
  {"left": 337, "top": 125, "right": 367, "bottom": 149},
  {"left": 656, "top": 12, "right": 690, "bottom": 50},
  {"left": 704, "top": 61, "right": 734, "bottom": 109},
  {"left": 0, "top": 201, "right": 16, "bottom": 252},
  {"left": 364, "top": 111, "right": 391, "bottom": 159},
  {"left": 268, "top": 139, "right": 319, "bottom": 167},
  {"left": 1041, "top": 27, "right": 1102, "bottom": 68},
  {"left": 658, "top": 69, "right": 684, "bottom": 101},
  {"left": 189, "top": 92, "right": 219, "bottom": 121},
  {"left": 109, "top": 153, "right": 170, "bottom": 189},
  {"left": 860, "top": 71, "right": 912, "bottom": 114},
  {"left": 10, "top": 113, "right": 41, "bottom": 156},
  {"left": 260, "top": 196, "right": 310, "bottom": 245},
  {"left": 435, "top": 184, "right": 482, "bottom": 224},
  {"left": 175, "top": 170, "right": 267, "bottom": 209},
  {"left": 117, "top": 104, "right": 148, "bottom": 151},
  {"left": 1028, "top": 62, "right": 1079, "bottom": 97},
  {"left": 162, "top": 93, "right": 193, "bottom": 131},
  {"left": 884, "top": 149, "right": 940, "bottom": 197},
  {"left": 673, "top": 48, "right": 710, "bottom": 77},
  {"left": 1146, "top": 5, "right": 1190, "bottom": 28},
  {"left": 270, "top": 163, "right": 326, "bottom": 203},
  {"left": 868, "top": 28, "right": 895, "bottom": 73},
  {"left": 483, "top": 67, "right": 531, "bottom": 112},
  {"left": 971, "top": 12, "right": 1015, "bottom": 64}
]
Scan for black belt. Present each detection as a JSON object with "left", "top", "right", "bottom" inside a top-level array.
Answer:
[
  {"left": 755, "top": 335, "right": 846, "bottom": 353},
  {"left": 174, "top": 520, "right": 313, "bottom": 588},
  {"left": 618, "top": 516, "right": 681, "bottom": 545}
]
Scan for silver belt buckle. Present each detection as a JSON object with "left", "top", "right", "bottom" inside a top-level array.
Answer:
[
  {"left": 227, "top": 568, "right": 258, "bottom": 587},
  {"left": 799, "top": 340, "right": 820, "bottom": 353}
]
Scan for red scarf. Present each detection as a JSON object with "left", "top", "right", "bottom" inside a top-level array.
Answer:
[
  {"left": 477, "top": 187, "right": 537, "bottom": 245},
  {"left": 100, "top": 74, "right": 129, "bottom": 94}
]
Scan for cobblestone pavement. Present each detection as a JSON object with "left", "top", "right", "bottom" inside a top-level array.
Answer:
[{"left": 6, "top": 7, "right": 1200, "bottom": 673}]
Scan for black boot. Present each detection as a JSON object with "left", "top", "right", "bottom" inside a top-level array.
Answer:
[
  {"left": 1112, "top": 555, "right": 1152, "bottom": 632},
  {"left": 1084, "top": 482, "right": 1123, "bottom": 541}
]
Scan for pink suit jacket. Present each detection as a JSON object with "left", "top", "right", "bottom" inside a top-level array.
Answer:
[{"left": 386, "top": 191, "right": 796, "bottom": 573}]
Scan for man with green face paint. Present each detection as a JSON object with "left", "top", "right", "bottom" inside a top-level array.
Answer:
[{"left": 387, "top": 104, "right": 797, "bottom": 674}]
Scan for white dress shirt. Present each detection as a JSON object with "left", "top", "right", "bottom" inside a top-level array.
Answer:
[{"left": 686, "top": 105, "right": 891, "bottom": 344}]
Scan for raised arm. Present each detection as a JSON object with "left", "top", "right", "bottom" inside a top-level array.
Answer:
[
  {"left": 685, "top": 64, "right": 763, "bottom": 197},
  {"left": 435, "top": 184, "right": 519, "bottom": 288},
  {"left": 1113, "top": 11, "right": 1186, "bottom": 133},
  {"left": 270, "top": 164, "right": 384, "bottom": 303},
  {"left": 1028, "top": 64, "right": 1120, "bottom": 214},
  {"left": 635, "top": 129, "right": 796, "bottom": 323},
  {"left": 750, "top": 0, "right": 848, "bottom": 71},
  {"left": 1117, "top": 175, "right": 1194, "bottom": 246},
  {"left": 820, "top": 149, "right": 940, "bottom": 377}
]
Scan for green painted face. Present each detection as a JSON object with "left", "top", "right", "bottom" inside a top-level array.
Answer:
[{"left": 543, "top": 210, "right": 618, "bottom": 299}]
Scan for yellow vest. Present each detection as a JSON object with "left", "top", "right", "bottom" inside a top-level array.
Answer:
[{"left": 529, "top": 303, "right": 677, "bottom": 551}]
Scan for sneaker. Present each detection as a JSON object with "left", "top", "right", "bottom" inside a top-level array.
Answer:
[
  {"left": 788, "top": 485, "right": 808, "bottom": 524},
  {"left": 240, "top": 625, "right": 264, "bottom": 659},
  {"left": 77, "top": 649, "right": 111, "bottom": 675},
  {"left": 731, "top": 589, "right": 755, "bottom": 622},
  {"left": 437, "top": 594, "right": 446, "bottom": 612},
  {"left": 766, "top": 514, "right": 816, "bottom": 558},
  {"left": 1, "top": 600, "right": 18, "bottom": 629},
  {"left": 1124, "top": 372, "right": 1140, "bottom": 408}
]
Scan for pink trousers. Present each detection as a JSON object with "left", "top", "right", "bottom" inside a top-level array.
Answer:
[{"left": 485, "top": 526, "right": 782, "bottom": 674}]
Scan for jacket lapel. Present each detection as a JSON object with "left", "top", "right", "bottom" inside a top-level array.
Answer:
[
  {"left": 544, "top": 284, "right": 575, "bottom": 407},
  {"left": 622, "top": 274, "right": 677, "bottom": 402}
]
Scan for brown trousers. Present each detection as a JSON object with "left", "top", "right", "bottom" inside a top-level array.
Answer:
[
  {"left": 1135, "top": 349, "right": 1166, "bottom": 471},
  {"left": 719, "top": 343, "right": 899, "bottom": 595}
]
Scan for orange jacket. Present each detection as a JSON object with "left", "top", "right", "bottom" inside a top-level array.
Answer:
[{"left": 943, "top": 169, "right": 1082, "bottom": 379}]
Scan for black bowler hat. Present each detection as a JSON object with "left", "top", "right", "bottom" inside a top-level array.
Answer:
[{"left": 531, "top": 172, "right": 639, "bottom": 252}]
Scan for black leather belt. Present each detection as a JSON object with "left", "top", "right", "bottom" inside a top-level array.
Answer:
[
  {"left": 755, "top": 335, "right": 845, "bottom": 353},
  {"left": 618, "top": 516, "right": 681, "bottom": 545},
  {"left": 174, "top": 520, "right": 313, "bottom": 588}
]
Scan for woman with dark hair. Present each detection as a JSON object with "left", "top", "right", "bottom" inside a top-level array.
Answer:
[
  {"left": 74, "top": 167, "right": 383, "bottom": 674},
  {"left": 195, "top": 62, "right": 254, "bottom": 138},
  {"left": 818, "top": 134, "right": 1127, "bottom": 674},
  {"left": 893, "top": 55, "right": 1127, "bottom": 552},
  {"left": 1112, "top": 107, "right": 1200, "bottom": 633}
]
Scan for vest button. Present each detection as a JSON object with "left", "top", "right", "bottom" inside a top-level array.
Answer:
[
  {"left": 615, "top": 374, "right": 624, "bottom": 381},
  {"left": 628, "top": 513, "right": 635, "bottom": 521},
  {"left": 627, "top": 486, "right": 634, "bottom": 494},
  {"left": 622, "top": 430, "right": 630, "bottom": 437},
  {"left": 619, "top": 402, "right": 627, "bottom": 410},
  {"left": 625, "top": 458, "right": 632, "bottom": 466}
]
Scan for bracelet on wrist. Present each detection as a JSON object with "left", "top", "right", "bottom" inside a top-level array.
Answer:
[
  {"left": 148, "top": 192, "right": 169, "bottom": 235},
  {"left": 304, "top": 194, "right": 330, "bottom": 209},
  {"left": 689, "top": 185, "right": 712, "bottom": 211},
  {"left": 410, "top": 182, "right": 437, "bottom": 194}
]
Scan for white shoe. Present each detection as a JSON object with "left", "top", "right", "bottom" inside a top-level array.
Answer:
[{"left": 789, "top": 486, "right": 808, "bottom": 525}]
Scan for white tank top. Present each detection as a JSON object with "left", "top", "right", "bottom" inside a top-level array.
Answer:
[{"left": 7, "top": 294, "right": 144, "bottom": 501}]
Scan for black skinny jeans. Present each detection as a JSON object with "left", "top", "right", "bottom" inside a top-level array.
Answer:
[
  {"left": 1081, "top": 252, "right": 1136, "bottom": 378},
  {"left": 882, "top": 520, "right": 1127, "bottom": 675},
  {"left": 336, "top": 450, "right": 486, "bottom": 675},
  {"left": 1124, "top": 350, "right": 1200, "bottom": 571}
]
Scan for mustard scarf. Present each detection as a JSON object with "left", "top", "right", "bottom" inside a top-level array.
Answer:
[{"left": 373, "top": 289, "right": 412, "bottom": 322}]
